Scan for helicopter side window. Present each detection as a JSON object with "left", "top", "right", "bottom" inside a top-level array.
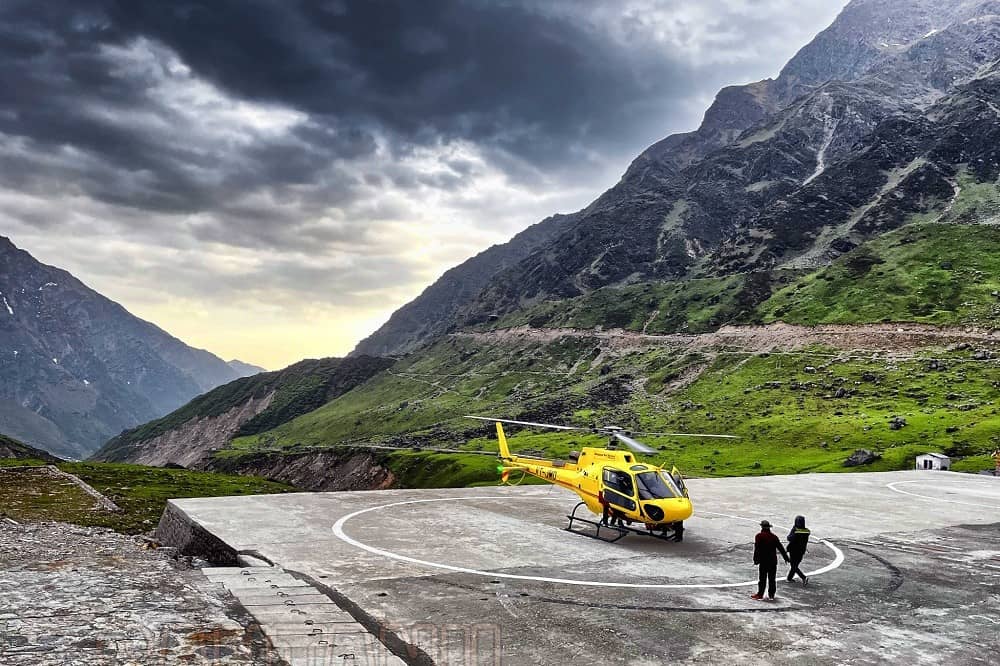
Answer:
[
  {"left": 601, "top": 468, "right": 637, "bottom": 511},
  {"left": 636, "top": 471, "right": 679, "bottom": 499},
  {"left": 602, "top": 468, "right": 634, "bottom": 496}
]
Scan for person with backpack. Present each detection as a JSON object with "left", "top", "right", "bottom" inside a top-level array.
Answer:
[{"left": 786, "top": 515, "right": 811, "bottom": 585}]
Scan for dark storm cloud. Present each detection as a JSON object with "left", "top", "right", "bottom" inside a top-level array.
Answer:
[
  {"left": 0, "top": 0, "right": 847, "bottom": 232},
  {"left": 103, "top": 0, "right": 697, "bottom": 160},
  {"left": 1, "top": 0, "right": 702, "bottom": 207}
]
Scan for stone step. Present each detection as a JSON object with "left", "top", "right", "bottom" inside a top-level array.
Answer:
[{"left": 202, "top": 566, "right": 406, "bottom": 666}]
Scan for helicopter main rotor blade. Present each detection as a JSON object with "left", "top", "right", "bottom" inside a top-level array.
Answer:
[
  {"left": 634, "top": 431, "right": 741, "bottom": 439},
  {"left": 464, "top": 416, "right": 584, "bottom": 431},
  {"left": 611, "top": 431, "right": 657, "bottom": 454}
]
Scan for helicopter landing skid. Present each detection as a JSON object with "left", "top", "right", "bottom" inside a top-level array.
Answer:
[
  {"left": 564, "top": 502, "right": 681, "bottom": 543},
  {"left": 564, "top": 502, "right": 628, "bottom": 543}
]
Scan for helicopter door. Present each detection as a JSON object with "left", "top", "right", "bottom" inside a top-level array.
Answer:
[
  {"left": 671, "top": 467, "right": 689, "bottom": 498},
  {"left": 601, "top": 468, "right": 636, "bottom": 511}
]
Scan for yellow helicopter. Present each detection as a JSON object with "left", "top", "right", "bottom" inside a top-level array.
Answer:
[{"left": 467, "top": 416, "right": 738, "bottom": 543}]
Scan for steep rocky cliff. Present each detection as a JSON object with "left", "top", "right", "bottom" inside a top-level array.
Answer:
[
  {"left": 207, "top": 449, "right": 396, "bottom": 492},
  {"left": 0, "top": 237, "right": 240, "bottom": 458}
]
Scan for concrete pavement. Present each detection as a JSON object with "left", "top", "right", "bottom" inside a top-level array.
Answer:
[{"left": 164, "top": 471, "right": 1000, "bottom": 664}]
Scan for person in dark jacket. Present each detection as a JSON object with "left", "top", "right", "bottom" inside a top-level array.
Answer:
[
  {"left": 786, "top": 515, "right": 811, "bottom": 584},
  {"left": 751, "top": 520, "right": 789, "bottom": 600}
]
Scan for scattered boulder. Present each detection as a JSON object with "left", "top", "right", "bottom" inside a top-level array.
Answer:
[
  {"left": 834, "top": 387, "right": 848, "bottom": 399},
  {"left": 844, "top": 449, "right": 881, "bottom": 467},
  {"left": 889, "top": 416, "right": 907, "bottom": 430}
]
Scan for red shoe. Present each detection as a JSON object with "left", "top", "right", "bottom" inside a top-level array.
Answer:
[{"left": 750, "top": 593, "right": 764, "bottom": 600}]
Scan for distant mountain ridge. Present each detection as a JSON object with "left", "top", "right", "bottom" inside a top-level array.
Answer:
[
  {"left": 355, "top": 0, "right": 1000, "bottom": 355},
  {"left": 228, "top": 359, "right": 266, "bottom": 378},
  {"left": 0, "top": 237, "right": 241, "bottom": 458}
]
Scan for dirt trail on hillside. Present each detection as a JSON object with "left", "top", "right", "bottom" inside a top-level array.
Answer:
[{"left": 459, "top": 322, "right": 1000, "bottom": 355}]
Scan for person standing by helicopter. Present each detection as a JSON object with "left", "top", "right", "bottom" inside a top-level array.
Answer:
[
  {"left": 786, "top": 515, "right": 811, "bottom": 585},
  {"left": 751, "top": 520, "right": 789, "bottom": 601}
]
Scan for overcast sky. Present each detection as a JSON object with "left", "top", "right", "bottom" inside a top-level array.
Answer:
[{"left": 1, "top": 0, "right": 848, "bottom": 369}]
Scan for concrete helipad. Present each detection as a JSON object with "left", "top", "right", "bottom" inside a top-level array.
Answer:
[{"left": 163, "top": 471, "right": 1000, "bottom": 665}]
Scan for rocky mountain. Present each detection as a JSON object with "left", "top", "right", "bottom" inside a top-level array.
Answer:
[
  {"left": 356, "top": 0, "right": 1000, "bottom": 354},
  {"left": 0, "top": 237, "right": 241, "bottom": 458},
  {"left": 227, "top": 359, "right": 266, "bottom": 378},
  {"left": 92, "top": 355, "right": 393, "bottom": 469}
]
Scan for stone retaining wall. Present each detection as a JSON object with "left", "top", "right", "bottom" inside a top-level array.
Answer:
[{"left": 155, "top": 501, "right": 238, "bottom": 565}]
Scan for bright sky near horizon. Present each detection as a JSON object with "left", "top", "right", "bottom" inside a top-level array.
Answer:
[{"left": 1, "top": 0, "right": 848, "bottom": 369}]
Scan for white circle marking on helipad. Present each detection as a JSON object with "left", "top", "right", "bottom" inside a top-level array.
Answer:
[
  {"left": 887, "top": 478, "right": 1000, "bottom": 510},
  {"left": 331, "top": 495, "right": 844, "bottom": 589}
]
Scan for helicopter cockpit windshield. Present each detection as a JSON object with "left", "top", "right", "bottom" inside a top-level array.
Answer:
[{"left": 636, "top": 471, "right": 682, "bottom": 499}]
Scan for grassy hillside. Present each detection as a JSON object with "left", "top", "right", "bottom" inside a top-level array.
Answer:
[
  {"left": 95, "top": 355, "right": 393, "bottom": 461},
  {"left": 490, "top": 273, "right": 778, "bottom": 333},
  {"left": 222, "top": 330, "right": 1000, "bottom": 485},
  {"left": 759, "top": 224, "right": 1000, "bottom": 326},
  {"left": 0, "top": 459, "right": 294, "bottom": 533},
  {"left": 492, "top": 223, "right": 1000, "bottom": 335}
]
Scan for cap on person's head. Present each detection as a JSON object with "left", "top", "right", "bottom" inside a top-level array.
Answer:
[{"left": 760, "top": 520, "right": 771, "bottom": 529}]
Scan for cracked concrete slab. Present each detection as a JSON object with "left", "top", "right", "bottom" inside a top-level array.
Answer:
[{"left": 0, "top": 522, "right": 287, "bottom": 665}]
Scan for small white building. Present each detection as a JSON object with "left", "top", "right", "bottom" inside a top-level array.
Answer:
[{"left": 916, "top": 452, "right": 951, "bottom": 471}]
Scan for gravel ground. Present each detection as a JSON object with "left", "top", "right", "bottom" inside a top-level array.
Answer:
[{"left": 0, "top": 520, "right": 287, "bottom": 665}]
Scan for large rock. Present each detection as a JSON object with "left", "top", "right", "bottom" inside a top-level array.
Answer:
[{"left": 844, "top": 449, "right": 882, "bottom": 467}]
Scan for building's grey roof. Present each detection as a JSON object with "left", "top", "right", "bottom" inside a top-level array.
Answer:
[{"left": 918, "top": 452, "right": 951, "bottom": 459}]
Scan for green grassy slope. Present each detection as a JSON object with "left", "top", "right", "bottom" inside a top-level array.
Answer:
[
  {"left": 222, "top": 329, "right": 1000, "bottom": 486},
  {"left": 0, "top": 459, "right": 294, "bottom": 533},
  {"left": 493, "top": 223, "right": 1000, "bottom": 335},
  {"left": 759, "top": 224, "right": 1000, "bottom": 326},
  {"left": 491, "top": 273, "right": 779, "bottom": 333}
]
